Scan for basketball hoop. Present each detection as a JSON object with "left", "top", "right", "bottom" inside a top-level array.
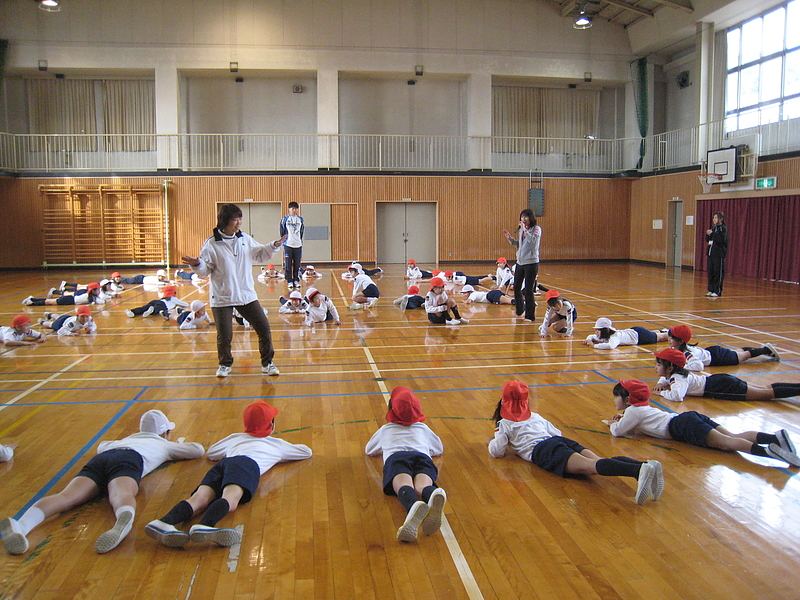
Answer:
[{"left": 698, "top": 173, "right": 722, "bottom": 194}]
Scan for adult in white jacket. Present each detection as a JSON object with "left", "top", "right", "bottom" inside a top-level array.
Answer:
[{"left": 182, "top": 203, "right": 286, "bottom": 378}]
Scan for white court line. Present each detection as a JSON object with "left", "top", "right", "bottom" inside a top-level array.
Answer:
[
  {"left": 0, "top": 355, "right": 89, "bottom": 412},
  {"left": 336, "top": 272, "right": 485, "bottom": 600}
]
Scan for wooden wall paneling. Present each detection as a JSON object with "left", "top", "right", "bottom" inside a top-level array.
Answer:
[
  {"left": 330, "top": 203, "right": 359, "bottom": 261},
  {"left": 757, "top": 155, "right": 800, "bottom": 189}
]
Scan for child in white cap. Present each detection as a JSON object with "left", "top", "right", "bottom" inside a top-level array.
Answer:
[
  {"left": 348, "top": 263, "right": 380, "bottom": 309},
  {"left": 145, "top": 401, "right": 311, "bottom": 548},
  {"left": 582, "top": 317, "right": 668, "bottom": 349},
  {"left": 0, "top": 410, "right": 203, "bottom": 556},
  {"left": 176, "top": 300, "right": 214, "bottom": 330},
  {"left": 304, "top": 287, "right": 341, "bottom": 325},
  {"left": 301, "top": 265, "right": 323, "bottom": 281},
  {"left": 278, "top": 290, "right": 310, "bottom": 314},
  {"left": 459, "top": 284, "right": 515, "bottom": 306}
]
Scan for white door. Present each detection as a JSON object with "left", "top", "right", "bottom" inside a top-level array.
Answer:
[
  {"left": 667, "top": 200, "right": 683, "bottom": 268},
  {"left": 376, "top": 202, "right": 437, "bottom": 264},
  {"left": 218, "top": 202, "right": 283, "bottom": 266},
  {"left": 299, "top": 203, "right": 332, "bottom": 262}
]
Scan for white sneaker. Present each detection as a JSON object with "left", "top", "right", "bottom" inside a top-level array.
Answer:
[
  {"left": 635, "top": 462, "right": 655, "bottom": 505},
  {"left": 21, "top": 296, "right": 33, "bottom": 306},
  {"left": 349, "top": 303, "right": 361, "bottom": 310},
  {"left": 396, "top": 501, "right": 429, "bottom": 542},
  {"left": 766, "top": 443, "right": 800, "bottom": 467},
  {"left": 95, "top": 509, "right": 134, "bottom": 554},
  {"left": 125, "top": 309, "right": 135, "bottom": 318},
  {"left": 144, "top": 519, "right": 190, "bottom": 548},
  {"left": 59, "top": 280, "right": 67, "bottom": 291},
  {"left": 0, "top": 517, "right": 29, "bottom": 555},
  {"left": 400, "top": 296, "right": 410, "bottom": 311},
  {"left": 393, "top": 297, "right": 403, "bottom": 306},
  {"left": 765, "top": 343, "right": 781, "bottom": 362},
  {"left": 446, "top": 319, "right": 461, "bottom": 325},
  {"left": 262, "top": 363, "right": 280, "bottom": 376},
  {"left": 709, "top": 292, "right": 719, "bottom": 297},
  {"left": 459, "top": 317, "right": 470, "bottom": 324},
  {"left": 216, "top": 365, "right": 231, "bottom": 378},
  {"left": 142, "top": 306, "right": 155, "bottom": 317},
  {"left": 648, "top": 460, "right": 664, "bottom": 500},
  {"left": 776, "top": 429, "right": 796, "bottom": 455},
  {"left": 47, "top": 287, "right": 57, "bottom": 298},
  {"left": 367, "top": 297, "right": 378, "bottom": 309},
  {"left": 189, "top": 524, "right": 242, "bottom": 547},
  {"left": 421, "top": 489, "right": 447, "bottom": 535}
]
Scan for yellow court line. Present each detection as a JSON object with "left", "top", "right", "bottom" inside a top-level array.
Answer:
[
  {"left": 0, "top": 355, "right": 89, "bottom": 412},
  {"left": 0, "top": 405, "right": 44, "bottom": 437}
]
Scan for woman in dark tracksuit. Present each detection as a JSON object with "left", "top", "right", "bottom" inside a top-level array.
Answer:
[
  {"left": 705, "top": 211, "right": 727, "bottom": 297},
  {"left": 503, "top": 208, "right": 541, "bottom": 322}
]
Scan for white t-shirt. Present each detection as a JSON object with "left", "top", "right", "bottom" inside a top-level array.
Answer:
[
  {"left": 97, "top": 432, "right": 204, "bottom": 477},
  {"left": 365, "top": 423, "right": 443, "bottom": 463},
  {"left": 206, "top": 433, "right": 312, "bottom": 475}
]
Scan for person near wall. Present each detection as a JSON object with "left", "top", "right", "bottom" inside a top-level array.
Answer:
[
  {"left": 280, "top": 202, "right": 305, "bottom": 290},
  {"left": 705, "top": 211, "right": 728, "bottom": 297},
  {"left": 503, "top": 208, "right": 541, "bottom": 322}
]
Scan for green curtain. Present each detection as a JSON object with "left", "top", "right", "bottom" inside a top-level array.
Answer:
[{"left": 631, "top": 57, "right": 648, "bottom": 170}]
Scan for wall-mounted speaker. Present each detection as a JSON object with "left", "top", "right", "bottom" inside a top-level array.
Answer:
[{"left": 292, "top": 85, "right": 303, "bottom": 93}]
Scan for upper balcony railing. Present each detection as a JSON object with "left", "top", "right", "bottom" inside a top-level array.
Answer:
[{"left": 1, "top": 113, "right": 799, "bottom": 175}]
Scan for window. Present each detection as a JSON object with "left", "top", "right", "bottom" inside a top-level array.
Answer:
[{"left": 725, "top": 1, "right": 800, "bottom": 131}]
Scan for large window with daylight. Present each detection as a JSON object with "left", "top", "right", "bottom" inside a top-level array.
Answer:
[{"left": 726, "top": 0, "right": 800, "bottom": 131}]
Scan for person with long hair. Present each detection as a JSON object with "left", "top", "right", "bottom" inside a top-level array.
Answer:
[
  {"left": 705, "top": 211, "right": 727, "bottom": 297},
  {"left": 503, "top": 209, "right": 541, "bottom": 322}
]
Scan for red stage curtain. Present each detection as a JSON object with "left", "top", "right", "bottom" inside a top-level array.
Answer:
[{"left": 695, "top": 195, "right": 800, "bottom": 284}]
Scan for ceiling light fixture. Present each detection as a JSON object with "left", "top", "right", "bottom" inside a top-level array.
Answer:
[
  {"left": 38, "top": 0, "right": 61, "bottom": 12},
  {"left": 574, "top": 14, "right": 592, "bottom": 29}
]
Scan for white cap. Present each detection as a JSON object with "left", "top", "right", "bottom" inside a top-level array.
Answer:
[
  {"left": 306, "top": 265, "right": 314, "bottom": 270},
  {"left": 289, "top": 290, "right": 303, "bottom": 300},
  {"left": 140, "top": 409, "right": 175, "bottom": 435},
  {"left": 461, "top": 285, "right": 475, "bottom": 293},
  {"left": 156, "top": 269, "right": 166, "bottom": 277},
  {"left": 349, "top": 263, "right": 364, "bottom": 274},
  {"left": 190, "top": 300, "right": 205, "bottom": 312},
  {"left": 99, "top": 278, "right": 110, "bottom": 286},
  {"left": 594, "top": 317, "right": 613, "bottom": 329}
]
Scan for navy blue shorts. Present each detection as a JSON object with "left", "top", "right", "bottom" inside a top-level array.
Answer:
[
  {"left": 707, "top": 346, "right": 740, "bottom": 366},
  {"left": 381, "top": 450, "right": 438, "bottom": 495},
  {"left": 197, "top": 456, "right": 260, "bottom": 505},
  {"left": 427, "top": 311, "right": 449, "bottom": 324},
  {"left": 77, "top": 448, "right": 144, "bottom": 490},
  {"left": 632, "top": 326, "right": 658, "bottom": 345},
  {"left": 362, "top": 284, "right": 380, "bottom": 298},
  {"left": 456, "top": 272, "right": 481, "bottom": 286},
  {"left": 703, "top": 373, "right": 748, "bottom": 401},
  {"left": 176, "top": 310, "right": 191, "bottom": 325},
  {"left": 486, "top": 290, "right": 504, "bottom": 304},
  {"left": 51, "top": 315, "right": 70, "bottom": 331},
  {"left": 668, "top": 411, "right": 720, "bottom": 447},
  {"left": 406, "top": 296, "right": 425, "bottom": 309},
  {"left": 530, "top": 436, "right": 586, "bottom": 478}
]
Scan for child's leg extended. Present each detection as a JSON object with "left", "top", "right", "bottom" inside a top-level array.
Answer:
[{"left": 392, "top": 473, "right": 429, "bottom": 542}]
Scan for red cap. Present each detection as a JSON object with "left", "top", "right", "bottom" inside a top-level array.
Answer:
[
  {"left": 162, "top": 285, "right": 177, "bottom": 298},
  {"left": 497, "top": 257, "right": 507, "bottom": 264},
  {"left": 76, "top": 305, "right": 91, "bottom": 316},
  {"left": 12, "top": 315, "right": 31, "bottom": 328},
  {"left": 386, "top": 387, "right": 426, "bottom": 426},
  {"left": 430, "top": 277, "right": 445, "bottom": 288},
  {"left": 500, "top": 381, "right": 531, "bottom": 422},
  {"left": 445, "top": 270, "right": 453, "bottom": 277},
  {"left": 407, "top": 259, "right": 416, "bottom": 265},
  {"left": 669, "top": 325, "right": 692, "bottom": 344},
  {"left": 654, "top": 348, "right": 687, "bottom": 368},
  {"left": 544, "top": 289, "right": 560, "bottom": 301},
  {"left": 267, "top": 264, "right": 275, "bottom": 269},
  {"left": 408, "top": 285, "right": 419, "bottom": 295},
  {"left": 243, "top": 400, "right": 279, "bottom": 437},
  {"left": 432, "top": 269, "right": 441, "bottom": 276},
  {"left": 87, "top": 282, "right": 101, "bottom": 290},
  {"left": 111, "top": 271, "right": 121, "bottom": 278},
  {"left": 619, "top": 380, "right": 650, "bottom": 406}
]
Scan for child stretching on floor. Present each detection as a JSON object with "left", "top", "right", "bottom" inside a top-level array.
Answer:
[
  {"left": 176, "top": 300, "right": 214, "bottom": 330},
  {"left": 348, "top": 263, "right": 380, "bottom": 309},
  {"left": 304, "top": 287, "right": 342, "bottom": 325},
  {"left": 488, "top": 380, "right": 664, "bottom": 505},
  {"left": 365, "top": 387, "right": 447, "bottom": 542},
  {"left": 39, "top": 305, "right": 96, "bottom": 336},
  {"left": 393, "top": 285, "right": 425, "bottom": 310},
  {"left": 23, "top": 282, "right": 104, "bottom": 307},
  {"left": 2, "top": 315, "right": 47, "bottom": 346},
  {"left": 460, "top": 284, "right": 515, "bottom": 305},
  {"left": 539, "top": 289, "right": 577, "bottom": 338},
  {"left": 425, "top": 277, "right": 468, "bottom": 325},
  {"left": 582, "top": 318, "right": 668, "bottom": 349},
  {"left": 607, "top": 379, "right": 800, "bottom": 467},
  {"left": 666, "top": 325, "right": 780, "bottom": 371},
  {"left": 405, "top": 259, "right": 433, "bottom": 280},
  {"left": 145, "top": 401, "right": 311, "bottom": 548},
  {"left": 278, "top": 290, "right": 310, "bottom": 314},
  {"left": 652, "top": 348, "right": 800, "bottom": 404},
  {"left": 125, "top": 285, "right": 188, "bottom": 320},
  {"left": 258, "top": 264, "right": 285, "bottom": 282},
  {"left": 1, "top": 410, "right": 203, "bottom": 555}
]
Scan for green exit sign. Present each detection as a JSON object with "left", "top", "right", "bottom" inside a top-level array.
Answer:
[{"left": 756, "top": 176, "right": 777, "bottom": 189}]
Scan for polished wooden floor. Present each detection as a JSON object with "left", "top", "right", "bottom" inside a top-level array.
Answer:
[{"left": 1, "top": 262, "right": 799, "bottom": 600}]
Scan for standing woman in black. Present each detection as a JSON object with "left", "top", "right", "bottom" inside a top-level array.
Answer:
[
  {"left": 503, "top": 208, "right": 541, "bottom": 322},
  {"left": 705, "top": 211, "right": 728, "bottom": 297}
]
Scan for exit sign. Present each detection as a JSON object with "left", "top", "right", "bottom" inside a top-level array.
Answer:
[{"left": 756, "top": 177, "right": 777, "bottom": 189}]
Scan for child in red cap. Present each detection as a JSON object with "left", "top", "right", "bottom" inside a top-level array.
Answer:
[
  {"left": 365, "top": 387, "right": 447, "bottom": 542},
  {"left": 424, "top": 277, "right": 468, "bottom": 325},
  {"left": 608, "top": 379, "right": 799, "bottom": 465},
  {"left": 124, "top": 285, "right": 188, "bottom": 320},
  {"left": 145, "top": 400, "right": 311, "bottom": 548},
  {"left": 393, "top": 285, "right": 425, "bottom": 310},
  {"left": 538, "top": 289, "right": 578, "bottom": 337},
  {"left": 653, "top": 348, "right": 800, "bottom": 416},
  {"left": 2, "top": 315, "right": 47, "bottom": 346},
  {"left": 405, "top": 259, "right": 433, "bottom": 280},
  {"left": 666, "top": 324, "right": 780, "bottom": 371},
  {"left": 489, "top": 380, "right": 663, "bottom": 504},
  {"left": 22, "top": 281, "right": 104, "bottom": 307},
  {"left": 39, "top": 305, "right": 97, "bottom": 336}
]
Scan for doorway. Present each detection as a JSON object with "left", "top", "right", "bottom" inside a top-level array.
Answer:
[
  {"left": 217, "top": 202, "right": 282, "bottom": 266},
  {"left": 667, "top": 200, "right": 683, "bottom": 268},
  {"left": 376, "top": 202, "right": 437, "bottom": 264}
]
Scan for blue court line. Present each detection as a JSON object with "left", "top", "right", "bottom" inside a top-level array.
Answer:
[{"left": 9, "top": 389, "right": 144, "bottom": 521}]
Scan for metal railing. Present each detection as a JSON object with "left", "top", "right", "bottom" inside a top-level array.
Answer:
[{"left": 2, "top": 114, "right": 800, "bottom": 175}]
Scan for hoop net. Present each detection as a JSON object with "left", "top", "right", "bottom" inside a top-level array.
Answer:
[{"left": 698, "top": 173, "right": 722, "bottom": 194}]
